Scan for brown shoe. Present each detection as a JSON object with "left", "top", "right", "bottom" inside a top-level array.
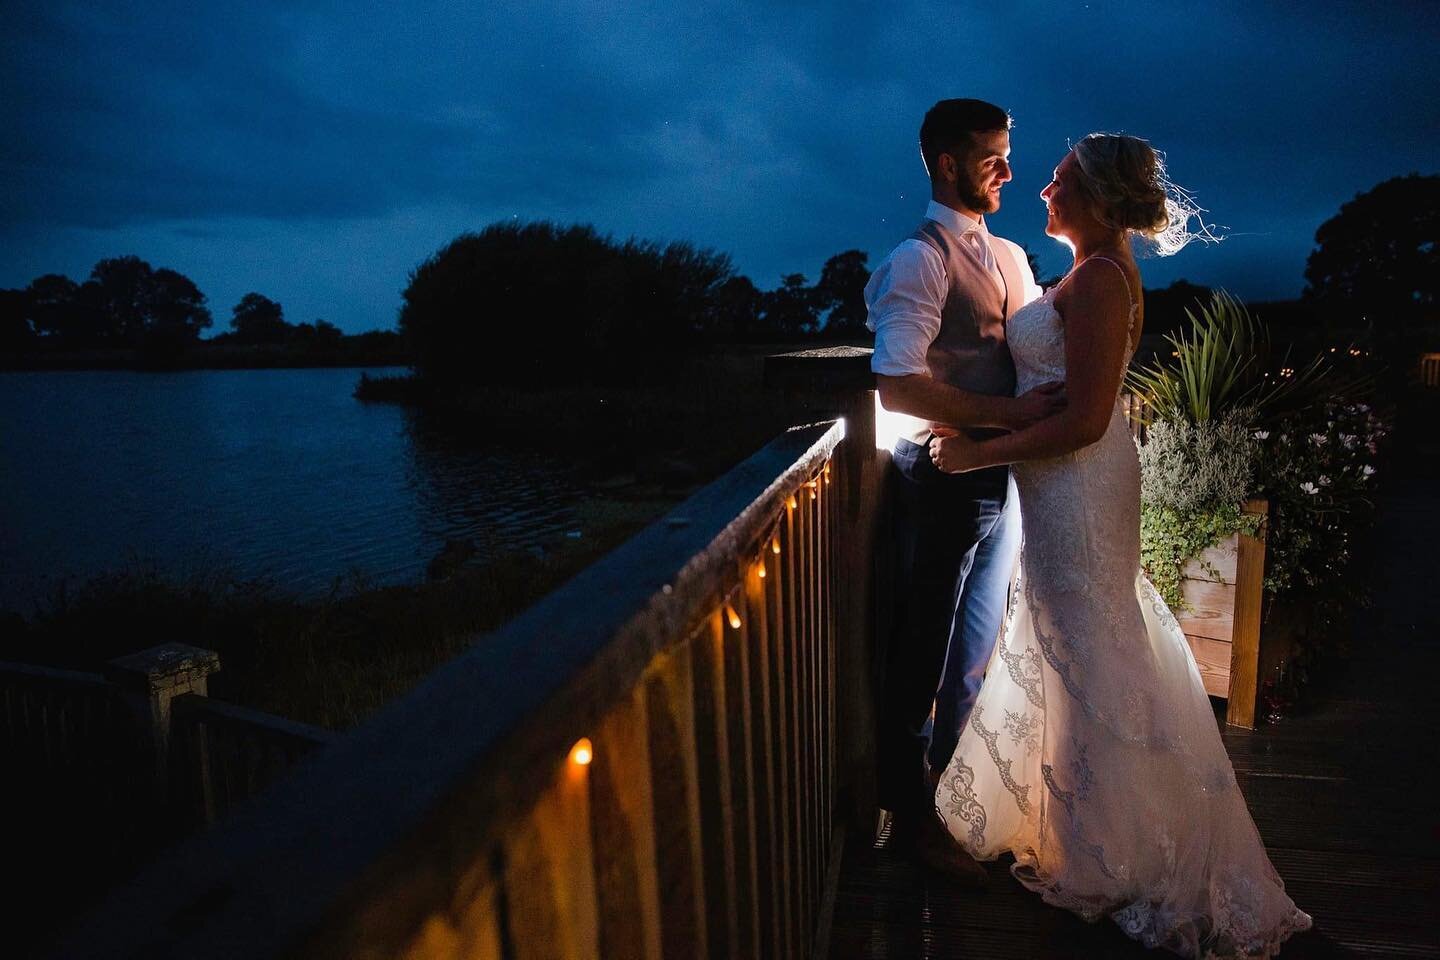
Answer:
[{"left": 891, "top": 809, "right": 988, "bottom": 887}]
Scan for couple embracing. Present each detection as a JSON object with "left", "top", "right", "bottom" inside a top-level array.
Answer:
[{"left": 866, "top": 99, "right": 1312, "bottom": 958}]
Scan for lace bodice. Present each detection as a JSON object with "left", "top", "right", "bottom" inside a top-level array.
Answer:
[{"left": 1007, "top": 256, "right": 1138, "bottom": 397}]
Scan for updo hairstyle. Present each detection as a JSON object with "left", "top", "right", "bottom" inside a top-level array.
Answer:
[{"left": 1071, "top": 133, "right": 1214, "bottom": 255}]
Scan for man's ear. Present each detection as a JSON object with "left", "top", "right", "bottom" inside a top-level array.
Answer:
[{"left": 935, "top": 151, "right": 959, "bottom": 185}]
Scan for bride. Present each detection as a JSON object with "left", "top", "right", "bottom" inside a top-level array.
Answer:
[{"left": 927, "top": 134, "right": 1312, "bottom": 958}]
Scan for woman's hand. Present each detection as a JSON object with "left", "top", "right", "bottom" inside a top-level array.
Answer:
[{"left": 929, "top": 432, "right": 986, "bottom": 474}]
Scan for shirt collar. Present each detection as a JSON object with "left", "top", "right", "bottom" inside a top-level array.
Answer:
[{"left": 925, "top": 199, "right": 986, "bottom": 237}]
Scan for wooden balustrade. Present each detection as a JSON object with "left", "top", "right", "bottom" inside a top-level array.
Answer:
[
  {"left": 1420, "top": 352, "right": 1440, "bottom": 388},
  {"left": 54, "top": 382, "right": 885, "bottom": 958},
  {"left": 0, "top": 661, "right": 141, "bottom": 800},
  {"left": 170, "top": 692, "right": 333, "bottom": 827}
]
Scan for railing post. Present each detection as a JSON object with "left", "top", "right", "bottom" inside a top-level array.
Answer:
[
  {"left": 104, "top": 644, "right": 221, "bottom": 806},
  {"left": 764, "top": 347, "right": 884, "bottom": 835}
]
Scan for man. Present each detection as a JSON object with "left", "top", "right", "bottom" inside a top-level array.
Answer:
[{"left": 866, "top": 98, "right": 1057, "bottom": 878}]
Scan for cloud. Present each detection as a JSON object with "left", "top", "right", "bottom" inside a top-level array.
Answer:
[{"left": 1, "top": 0, "right": 1437, "bottom": 331}]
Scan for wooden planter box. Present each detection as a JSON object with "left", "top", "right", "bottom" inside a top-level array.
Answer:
[{"left": 1177, "top": 498, "right": 1270, "bottom": 728}]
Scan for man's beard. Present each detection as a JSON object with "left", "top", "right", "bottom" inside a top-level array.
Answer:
[{"left": 958, "top": 178, "right": 999, "bottom": 214}]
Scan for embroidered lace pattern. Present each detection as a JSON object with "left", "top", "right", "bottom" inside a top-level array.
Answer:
[{"left": 934, "top": 281, "right": 1312, "bottom": 957}]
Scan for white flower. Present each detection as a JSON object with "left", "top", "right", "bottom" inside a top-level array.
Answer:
[
  {"left": 1300, "top": 482, "right": 1319, "bottom": 495},
  {"left": 1319, "top": 475, "right": 1331, "bottom": 486},
  {"left": 1362, "top": 465, "right": 1375, "bottom": 477},
  {"left": 1252, "top": 430, "right": 1270, "bottom": 440}
]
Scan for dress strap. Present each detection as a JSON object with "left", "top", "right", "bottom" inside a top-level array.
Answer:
[
  {"left": 1079, "top": 255, "right": 1139, "bottom": 360},
  {"left": 1080, "top": 256, "right": 1136, "bottom": 316}
]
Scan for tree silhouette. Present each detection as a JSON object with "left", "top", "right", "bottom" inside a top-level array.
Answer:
[
  {"left": 70, "top": 256, "right": 211, "bottom": 349},
  {"left": 0, "top": 288, "right": 34, "bottom": 351},
  {"left": 23, "top": 274, "right": 92, "bottom": 342},
  {"left": 230, "top": 292, "right": 289, "bottom": 343},
  {"left": 145, "top": 268, "right": 211, "bottom": 346},
  {"left": 760, "top": 274, "right": 820, "bottom": 338},
  {"left": 814, "top": 250, "right": 870, "bottom": 337},
  {"left": 708, "top": 276, "right": 764, "bottom": 339},
  {"left": 401, "top": 221, "right": 735, "bottom": 386},
  {"left": 1141, "top": 280, "right": 1216, "bottom": 340},
  {"left": 1303, "top": 173, "right": 1439, "bottom": 329}
]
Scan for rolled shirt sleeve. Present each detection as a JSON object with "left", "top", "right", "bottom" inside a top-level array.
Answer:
[{"left": 865, "top": 239, "right": 946, "bottom": 377}]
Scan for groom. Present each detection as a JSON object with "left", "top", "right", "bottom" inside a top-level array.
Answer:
[{"left": 865, "top": 99, "right": 1050, "bottom": 875}]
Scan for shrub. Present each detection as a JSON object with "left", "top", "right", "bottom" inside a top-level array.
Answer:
[{"left": 1138, "top": 412, "right": 1261, "bottom": 608}]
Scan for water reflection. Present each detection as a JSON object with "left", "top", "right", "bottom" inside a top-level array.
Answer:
[{"left": 0, "top": 368, "right": 582, "bottom": 612}]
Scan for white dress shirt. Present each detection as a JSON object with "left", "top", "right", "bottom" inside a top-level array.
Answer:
[{"left": 865, "top": 200, "right": 1039, "bottom": 379}]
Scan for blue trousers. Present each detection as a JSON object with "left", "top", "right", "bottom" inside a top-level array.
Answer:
[{"left": 878, "top": 437, "right": 1021, "bottom": 819}]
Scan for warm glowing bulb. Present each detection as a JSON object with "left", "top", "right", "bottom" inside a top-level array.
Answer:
[
  {"left": 771, "top": 535, "right": 781, "bottom": 555},
  {"left": 787, "top": 496, "right": 797, "bottom": 510},
  {"left": 756, "top": 562, "right": 766, "bottom": 579},
  {"left": 570, "top": 737, "right": 593, "bottom": 766},
  {"left": 725, "top": 603, "right": 742, "bottom": 629}
]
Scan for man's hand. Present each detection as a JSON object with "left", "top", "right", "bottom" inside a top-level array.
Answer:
[{"left": 1005, "top": 381, "right": 1066, "bottom": 431}]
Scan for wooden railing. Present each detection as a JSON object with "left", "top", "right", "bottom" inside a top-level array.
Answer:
[
  {"left": 3, "top": 645, "right": 335, "bottom": 951},
  {"left": 0, "top": 660, "right": 142, "bottom": 814},
  {"left": 171, "top": 693, "right": 333, "bottom": 827},
  {"left": 54, "top": 347, "right": 886, "bottom": 960},
  {"left": 1420, "top": 352, "right": 1440, "bottom": 388}
]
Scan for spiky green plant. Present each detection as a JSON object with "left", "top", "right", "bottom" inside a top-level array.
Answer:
[{"left": 1126, "top": 291, "right": 1364, "bottom": 428}]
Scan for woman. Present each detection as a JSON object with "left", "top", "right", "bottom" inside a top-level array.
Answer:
[{"left": 929, "top": 134, "right": 1312, "bottom": 957}]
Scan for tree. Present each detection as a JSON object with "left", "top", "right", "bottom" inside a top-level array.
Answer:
[
  {"left": 230, "top": 292, "right": 289, "bottom": 343},
  {"left": 145, "top": 268, "right": 211, "bottom": 345},
  {"left": 1141, "top": 280, "right": 1216, "bottom": 341},
  {"left": 0, "top": 288, "right": 35, "bottom": 351},
  {"left": 400, "top": 221, "right": 735, "bottom": 386},
  {"left": 77, "top": 256, "right": 211, "bottom": 348},
  {"left": 813, "top": 250, "right": 870, "bottom": 338},
  {"left": 87, "top": 256, "right": 156, "bottom": 343},
  {"left": 24, "top": 274, "right": 92, "bottom": 341},
  {"left": 1303, "top": 173, "right": 1440, "bottom": 329},
  {"left": 707, "top": 276, "right": 763, "bottom": 340},
  {"left": 760, "top": 274, "right": 820, "bottom": 338},
  {"left": 292, "top": 318, "right": 344, "bottom": 347}
]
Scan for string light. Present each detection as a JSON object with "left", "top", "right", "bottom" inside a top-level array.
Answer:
[
  {"left": 756, "top": 562, "right": 766, "bottom": 579},
  {"left": 724, "top": 603, "right": 742, "bottom": 630},
  {"left": 771, "top": 535, "right": 781, "bottom": 555},
  {"left": 570, "top": 738, "right": 593, "bottom": 766},
  {"left": 787, "top": 495, "right": 798, "bottom": 510}
]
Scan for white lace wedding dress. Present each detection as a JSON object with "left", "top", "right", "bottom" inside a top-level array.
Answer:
[{"left": 935, "top": 258, "right": 1312, "bottom": 958}]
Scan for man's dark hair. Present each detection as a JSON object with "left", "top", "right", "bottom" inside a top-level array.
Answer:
[{"left": 919, "top": 99, "right": 1012, "bottom": 178}]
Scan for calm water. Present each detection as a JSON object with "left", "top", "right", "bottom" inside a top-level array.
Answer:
[{"left": 0, "top": 368, "right": 582, "bottom": 612}]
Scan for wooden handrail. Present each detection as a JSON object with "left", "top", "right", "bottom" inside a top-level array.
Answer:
[{"left": 56, "top": 418, "right": 853, "bottom": 959}]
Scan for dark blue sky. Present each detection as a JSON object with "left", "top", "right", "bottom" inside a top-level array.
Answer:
[{"left": 4, "top": 1, "right": 1437, "bottom": 334}]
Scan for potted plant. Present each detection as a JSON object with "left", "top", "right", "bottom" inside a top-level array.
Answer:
[{"left": 1127, "top": 292, "right": 1381, "bottom": 726}]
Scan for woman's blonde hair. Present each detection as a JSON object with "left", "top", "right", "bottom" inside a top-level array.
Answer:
[{"left": 1072, "top": 133, "right": 1217, "bottom": 256}]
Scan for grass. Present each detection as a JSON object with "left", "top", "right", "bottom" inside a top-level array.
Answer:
[{"left": 2, "top": 496, "right": 673, "bottom": 729}]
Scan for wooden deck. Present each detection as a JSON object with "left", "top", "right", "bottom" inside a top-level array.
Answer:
[{"left": 827, "top": 492, "right": 1440, "bottom": 959}]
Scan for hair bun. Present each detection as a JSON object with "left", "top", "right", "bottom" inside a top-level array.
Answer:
[{"left": 1072, "top": 133, "right": 1217, "bottom": 256}]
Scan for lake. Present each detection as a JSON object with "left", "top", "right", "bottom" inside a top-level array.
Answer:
[{"left": 0, "top": 368, "right": 582, "bottom": 613}]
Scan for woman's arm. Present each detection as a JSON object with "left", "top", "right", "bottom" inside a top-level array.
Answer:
[{"left": 929, "top": 262, "right": 1132, "bottom": 472}]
